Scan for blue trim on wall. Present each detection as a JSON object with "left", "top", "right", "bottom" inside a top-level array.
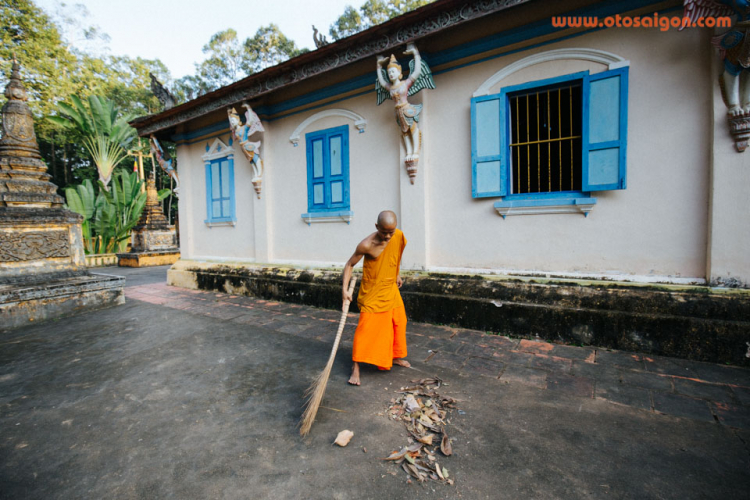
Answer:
[
  {"left": 173, "top": 121, "right": 231, "bottom": 143},
  {"left": 494, "top": 196, "right": 597, "bottom": 209}
]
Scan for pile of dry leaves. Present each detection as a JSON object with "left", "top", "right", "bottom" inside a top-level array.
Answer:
[{"left": 383, "top": 377, "right": 458, "bottom": 485}]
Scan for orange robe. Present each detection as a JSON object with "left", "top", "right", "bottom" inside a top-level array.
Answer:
[{"left": 352, "top": 229, "right": 407, "bottom": 370}]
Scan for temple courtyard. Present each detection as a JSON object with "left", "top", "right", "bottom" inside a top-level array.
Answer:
[{"left": 1, "top": 266, "right": 748, "bottom": 499}]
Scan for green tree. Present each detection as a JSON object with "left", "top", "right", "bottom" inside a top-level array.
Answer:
[
  {"left": 243, "top": 24, "right": 304, "bottom": 73},
  {"left": 48, "top": 95, "right": 136, "bottom": 189},
  {"left": 329, "top": 0, "right": 434, "bottom": 40},
  {"left": 196, "top": 29, "right": 246, "bottom": 90},
  {"left": 180, "top": 24, "right": 305, "bottom": 98}
]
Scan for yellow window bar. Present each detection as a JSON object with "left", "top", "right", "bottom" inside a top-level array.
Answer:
[{"left": 508, "top": 85, "right": 580, "bottom": 194}]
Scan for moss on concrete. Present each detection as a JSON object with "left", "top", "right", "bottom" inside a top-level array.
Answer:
[{"left": 174, "top": 261, "right": 750, "bottom": 366}]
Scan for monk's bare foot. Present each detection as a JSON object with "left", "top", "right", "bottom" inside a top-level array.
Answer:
[
  {"left": 348, "top": 362, "right": 361, "bottom": 385},
  {"left": 393, "top": 358, "right": 411, "bottom": 368}
]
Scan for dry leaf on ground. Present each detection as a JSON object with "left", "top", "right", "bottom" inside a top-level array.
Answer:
[
  {"left": 334, "top": 430, "right": 354, "bottom": 447},
  {"left": 441, "top": 434, "right": 453, "bottom": 456}
]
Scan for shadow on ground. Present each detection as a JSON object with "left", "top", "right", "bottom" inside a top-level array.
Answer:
[{"left": 1, "top": 266, "right": 748, "bottom": 499}]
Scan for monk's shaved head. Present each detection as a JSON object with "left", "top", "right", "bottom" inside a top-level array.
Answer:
[{"left": 377, "top": 210, "right": 397, "bottom": 228}]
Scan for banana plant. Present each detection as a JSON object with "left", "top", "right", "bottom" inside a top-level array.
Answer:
[
  {"left": 97, "top": 170, "right": 148, "bottom": 253},
  {"left": 63, "top": 179, "right": 98, "bottom": 254},
  {"left": 48, "top": 95, "right": 136, "bottom": 190}
]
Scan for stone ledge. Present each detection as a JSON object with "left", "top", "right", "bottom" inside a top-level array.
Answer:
[
  {"left": 117, "top": 250, "right": 180, "bottom": 268},
  {"left": 0, "top": 273, "right": 125, "bottom": 329},
  {"left": 166, "top": 259, "right": 750, "bottom": 366}
]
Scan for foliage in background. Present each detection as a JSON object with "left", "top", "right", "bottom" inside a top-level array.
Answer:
[
  {"left": 329, "top": 0, "right": 434, "bottom": 40},
  {"left": 63, "top": 170, "right": 170, "bottom": 254},
  {"left": 48, "top": 95, "right": 136, "bottom": 189},
  {"left": 176, "top": 24, "right": 306, "bottom": 98},
  {"left": 3, "top": 0, "right": 433, "bottom": 205}
]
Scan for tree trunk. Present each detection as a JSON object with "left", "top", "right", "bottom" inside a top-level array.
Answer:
[
  {"left": 63, "top": 144, "right": 69, "bottom": 186},
  {"left": 50, "top": 133, "right": 57, "bottom": 187}
]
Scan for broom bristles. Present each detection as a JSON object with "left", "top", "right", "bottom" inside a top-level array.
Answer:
[{"left": 299, "top": 275, "right": 357, "bottom": 436}]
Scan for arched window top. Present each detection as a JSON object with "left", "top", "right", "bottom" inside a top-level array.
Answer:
[
  {"left": 473, "top": 48, "right": 629, "bottom": 97},
  {"left": 289, "top": 109, "right": 366, "bottom": 146}
]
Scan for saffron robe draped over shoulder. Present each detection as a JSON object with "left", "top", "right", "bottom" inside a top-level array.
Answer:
[{"left": 352, "top": 229, "right": 407, "bottom": 370}]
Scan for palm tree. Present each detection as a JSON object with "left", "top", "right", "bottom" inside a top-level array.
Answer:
[{"left": 48, "top": 95, "right": 136, "bottom": 190}]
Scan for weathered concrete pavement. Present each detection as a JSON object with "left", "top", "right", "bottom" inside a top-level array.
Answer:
[{"left": 1, "top": 266, "right": 749, "bottom": 499}]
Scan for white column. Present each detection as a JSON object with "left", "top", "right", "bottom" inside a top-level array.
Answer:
[
  {"left": 175, "top": 144, "right": 194, "bottom": 259},
  {"left": 253, "top": 121, "right": 272, "bottom": 263},
  {"left": 398, "top": 91, "right": 430, "bottom": 271},
  {"left": 707, "top": 53, "right": 750, "bottom": 287}
]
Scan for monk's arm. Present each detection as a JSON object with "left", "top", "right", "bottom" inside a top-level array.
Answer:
[{"left": 342, "top": 241, "right": 368, "bottom": 304}]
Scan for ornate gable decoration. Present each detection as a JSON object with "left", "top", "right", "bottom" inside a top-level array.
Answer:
[{"left": 202, "top": 138, "right": 233, "bottom": 162}]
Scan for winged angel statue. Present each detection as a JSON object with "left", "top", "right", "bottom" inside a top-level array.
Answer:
[
  {"left": 376, "top": 43, "right": 436, "bottom": 183},
  {"left": 228, "top": 103, "right": 265, "bottom": 198},
  {"left": 149, "top": 135, "right": 180, "bottom": 194}
]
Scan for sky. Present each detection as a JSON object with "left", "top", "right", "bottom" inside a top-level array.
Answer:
[{"left": 33, "top": 0, "right": 365, "bottom": 79}]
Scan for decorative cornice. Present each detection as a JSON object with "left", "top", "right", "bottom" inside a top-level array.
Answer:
[
  {"left": 202, "top": 138, "right": 234, "bottom": 162},
  {"left": 289, "top": 109, "right": 366, "bottom": 146},
  {"left": 473, "top": 48, "right": 629, "bottom": 97},
  {"left": 132, "top": 0, "right": 529, "bottom": 137}
]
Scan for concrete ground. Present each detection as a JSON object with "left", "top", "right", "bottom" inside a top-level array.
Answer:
[{"left": 1, "top": 265, "right": 749, "bottom": 500}]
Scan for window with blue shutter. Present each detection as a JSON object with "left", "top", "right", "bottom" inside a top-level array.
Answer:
[
  {"left": 305, "top": 125, "right": 350, "bottom": 213},
  {"left": 471, "top": 68, "right": 628, "bottom": 201},
  {"left": 205, "top": 156, "right": 236, "bottom": 223}
]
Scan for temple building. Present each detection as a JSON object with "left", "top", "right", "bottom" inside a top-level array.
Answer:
[{"left": 131, "top": 0, "right": 750, "bottom": 364}]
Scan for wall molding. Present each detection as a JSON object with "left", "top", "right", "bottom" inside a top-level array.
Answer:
[
  {"left": 202, "top": 138, "right": 234, "bottom": 161},
  {"left": 473, "top": 48, "right": 629, "bottom": 97},
  {"left": 289, "top": 109, "right": 366, "bottom": 146}
]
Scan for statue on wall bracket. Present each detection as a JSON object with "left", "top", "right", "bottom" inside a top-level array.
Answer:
[
  {"left": 683, "top": 0, "right": 750, "bottom": 151},
  {"left": 228, "top": 103, "right": 265, "bottom": 198},
  {"left": 149, "top": 135, "right": 180, "bottom": 193},
  {"left": 376, "top": 42, "right": 435, "bottom": 183}
]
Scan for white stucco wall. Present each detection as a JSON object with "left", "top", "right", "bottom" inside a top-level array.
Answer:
[
  {"left": 425, "top": 27, "right": 711, "bottom": 280},
  {"left": 266, "top": 96, "right": 402, "bottom": 266},
  {"left": 176, "top": 140, "right": 256, "bottom": 261},
  {"left": 708, "top": 51, "right": 750, "bottom": 287},
  {"left": 172, "top": 23, "right": 749, "bottom": 284}
]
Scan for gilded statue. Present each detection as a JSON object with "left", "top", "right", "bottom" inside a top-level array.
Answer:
[{"left": 376, "top": 43, "right": 435, "bottom": 182}]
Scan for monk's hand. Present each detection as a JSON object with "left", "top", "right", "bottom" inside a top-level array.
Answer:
[
  {"left": 397, "top": 276, "right": 403, "bottom": 288},
  {"left": 343, "top": 290, "right": 353, "bottom": 304}
]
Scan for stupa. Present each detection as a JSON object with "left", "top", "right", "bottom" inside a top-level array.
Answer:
[
  {"left": 0, "top": 60, "right": 124, "bottom": 328},
  {"left": 116, "top": 170, "right": 179, "bottom": 267}
]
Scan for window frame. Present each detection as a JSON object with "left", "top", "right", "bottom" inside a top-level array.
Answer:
[
  {"left": 204, "top": 155, "right": 236, "bottom": 224},
  {"left": 470, "top": 67, "right": 628, "bottom": 200},
  {"left": 305, "top": 125, "right": 350, "bottom": 214}
]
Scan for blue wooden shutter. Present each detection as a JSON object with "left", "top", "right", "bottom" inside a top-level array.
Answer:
[
  {"left": 204, "top": 161, "right": 213, "bottom": 220},
  {"left": 306, "top": 125, "right": 350, "bottom": 212},
  {"left": 582, "top": 67, "right": 628, "bottom": 191},
  {"left": 471, "top": 93, "right": 507, "bottom": 198},
  {"left": 327, "top": 126, "right": 349, "bottom": 210}
]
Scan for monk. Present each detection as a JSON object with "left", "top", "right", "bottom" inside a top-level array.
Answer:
[{"left": 342, "top": 210, "right": 410, "bottom": 386}]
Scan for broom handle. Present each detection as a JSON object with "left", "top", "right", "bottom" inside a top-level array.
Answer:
[{"left": 326, "top": 275, "right": 357, "bottom": 364}]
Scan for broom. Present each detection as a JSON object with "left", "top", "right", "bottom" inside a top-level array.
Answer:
[{"left": 299, "top": 274, "right": 358, "bottom": 436}]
